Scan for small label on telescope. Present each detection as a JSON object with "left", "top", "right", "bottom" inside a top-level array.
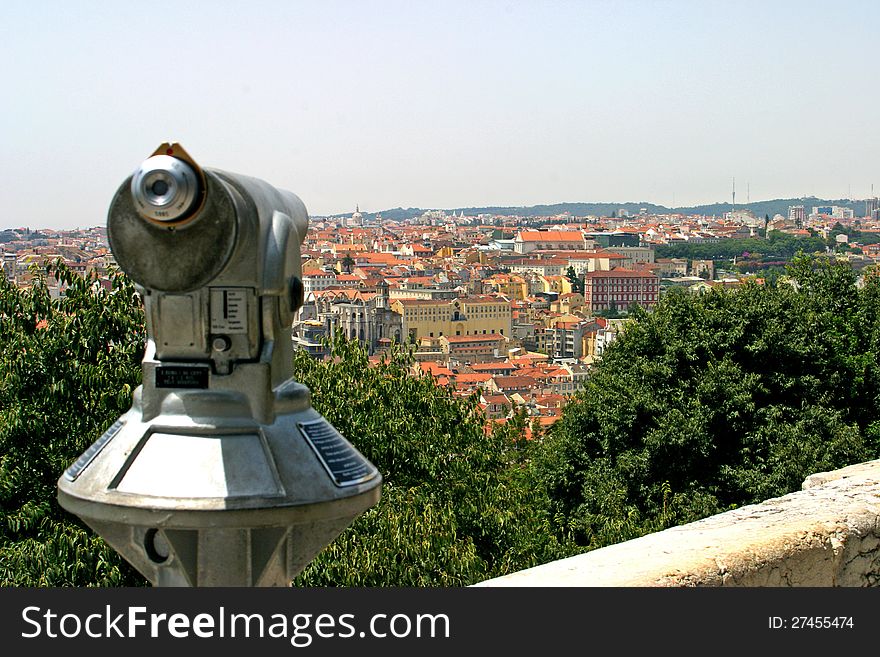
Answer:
[
  {"left": 299, "top": 420, "right": 378, "bottom": 487},
  {"left": 211, "top": 288, "right": 249, "bottom": 334},
  {"left": 155, "top": 366, "right": 210, "bottom": 389}
]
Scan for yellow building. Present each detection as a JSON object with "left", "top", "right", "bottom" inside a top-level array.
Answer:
[
  {"left": 550, "top": 292, "right": 585, "bottom": 315},
  {"left": 568, "top": 251, "right": 629, "bottom": 274},
  {"left": 537, "top": 275, "right": 573, "bottom": 295},
  {"left": 482, "top": 273, "right": 529, "bottom": 300},
  {"left": 391, "top": 296, "right": 512, "bottom": 341}
]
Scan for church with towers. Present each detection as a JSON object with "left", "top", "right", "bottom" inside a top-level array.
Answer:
[{"left": 296, "top": 278, "right": 403, "bottom": 356}]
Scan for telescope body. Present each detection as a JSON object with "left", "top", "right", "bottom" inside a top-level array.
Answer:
[{"left": 57, "top": 144, "right": 381, "bottom": 586}]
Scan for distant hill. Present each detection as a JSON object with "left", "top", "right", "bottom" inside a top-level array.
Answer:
[
  {"left": 674, "top": 197, "right": 866, "bottom": 220},
  {"left": 318, "top": 197, "right": 872, "bottom": 222}
]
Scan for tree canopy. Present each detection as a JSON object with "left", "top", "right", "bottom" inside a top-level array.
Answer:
[
  {"left": 291, "top": 337, "right": 574, "bottom": 586},
  {"left": 536, "top": 256, "right": 880, "bottom": 549},
  {"left": 0, "top": 263, "right": 145, "bottom": 585},
  {"left": 566, "top": 266, "right": 583, "bottom": 295},
  {"left": 654, "top": 231, "right": 826, "bottom": 261}
]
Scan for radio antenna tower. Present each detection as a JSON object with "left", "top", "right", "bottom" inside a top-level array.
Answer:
[{"left": 732, "top": 177, "right": 736, "bottom": 211}]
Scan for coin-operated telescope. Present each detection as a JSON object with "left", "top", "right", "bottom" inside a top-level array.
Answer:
[{"left": 57, "top": 143, "right": 381, "bottom": 586}]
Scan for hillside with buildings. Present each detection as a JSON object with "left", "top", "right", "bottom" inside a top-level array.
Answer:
[
  {"left": 287, "top": 199, "right": 880, "bottom": 434},
  {"left": 4, "top": 198, "right": 880, "bottom": 437}
]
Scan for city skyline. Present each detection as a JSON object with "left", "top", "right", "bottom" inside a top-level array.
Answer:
[{"left": 3, "top": 0, "right": 878, "bottom": 230}]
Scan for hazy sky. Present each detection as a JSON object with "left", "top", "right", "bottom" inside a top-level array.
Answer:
[{"left": 2, "top": 0, "right": 878, "bottom": 229}]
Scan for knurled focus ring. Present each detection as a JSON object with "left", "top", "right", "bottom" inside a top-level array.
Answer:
[{"left": 131, "top": 155, "right": 201, "bottom": 223}]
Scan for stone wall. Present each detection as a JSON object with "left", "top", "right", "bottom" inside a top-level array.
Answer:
[{"left": 476, "top": 460, "right": 880, "bottom": 587}]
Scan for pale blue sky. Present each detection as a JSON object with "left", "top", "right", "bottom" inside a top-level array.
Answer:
[{"left": 2, "top": 0, "right": 877, "bottom": 229}]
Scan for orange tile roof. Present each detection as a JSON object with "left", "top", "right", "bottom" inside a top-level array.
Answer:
[
  {"left": 492, "top": 375, "right": 540, "bottom": 388},
  {"left": 518, "top": 230, "right": 585, "bottom": 242},
  {"left": 444, "top": 334, "right": 505, "bottom": 343},
  {"left": 453, "top": 373, "right": 493, "bottom": 383},
  {"left": 419, "top": 362, "right": 455, "bottom": 377}
]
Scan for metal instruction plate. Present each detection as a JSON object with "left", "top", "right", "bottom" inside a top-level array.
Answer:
[
  {"left": 298, "top": 420, "right": 378, "bottom": 488},
  {"left": 155, "top": 365, "right": 210, "bottom": 389}
]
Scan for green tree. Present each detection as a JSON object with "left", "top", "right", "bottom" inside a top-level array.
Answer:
[
  {"left": 596, "top": 300, "right": 624, "bottom": 319},
  {"left": 655, "top": 232, "right": 826, "bottom": 262},
  {"left": 340, "top": 255, "right": 355, "bottom": 274},
  {"left": 536, "top": 256, "right": 880, "bottom": 549},
  {"left": 291, "top": 337, "right": 575, "bottom": 586},
  {"left": 0, "top": 262, "right": 146, "bottom": 585},
  {"left": 0, "top": 264, "right": 575, "bottom": 586},
  {"left": 566, "top": 266, "right": 583, "bottom": 295}
]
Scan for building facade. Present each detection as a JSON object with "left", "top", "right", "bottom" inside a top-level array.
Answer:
[
  {"left": 544, "top": 318, "right": 589, "bottom": 360},
  {"left": 691, "top": 259, "right": 715, "bottom": 279},
  {"left": 296, "top": 282, "right": 402, "bottom": 354},
  {"left": 440, "top": 334, "right": 508, "bottom": 364},
  {"left": 656, "top": 258, "right": 689, "bottom": 277},
  {"left": 302, "top": 269, "right": 338, "bottom": 295},
  {"left": 567, "top": 252, "right": 628, "bottom": 275},
  {"left": 604, "top": 246, "right": 655, "bottom": 266},
  {"left": 392, "top": 295, "right": 512, "bottom": 341},
  {"left": 513, "top": 230, "right": 587, "bottom": 254},
  {"left": 507, "top": 259, "right": 567, "bottom": 277},
  {"left": 788, "top": 205, "right": 806, "bottom": 226},
  {"left": 583, "top": 270, "right": 660, "bottom": 312}
]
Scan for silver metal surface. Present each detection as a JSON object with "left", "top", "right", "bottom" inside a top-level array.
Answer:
[
  {"left": 131, "top": 154, "right": 201, "bottom": 222},
  {"left": 109, "top": 170, "right": 238, "bottom": 292},
  {"left": 58, "top": 143, "right": 382, "bottom": 586}
]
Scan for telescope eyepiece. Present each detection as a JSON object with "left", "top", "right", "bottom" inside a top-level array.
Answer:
[{"left": 131, "top": 154, "right": 201, "bottom": 223}]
